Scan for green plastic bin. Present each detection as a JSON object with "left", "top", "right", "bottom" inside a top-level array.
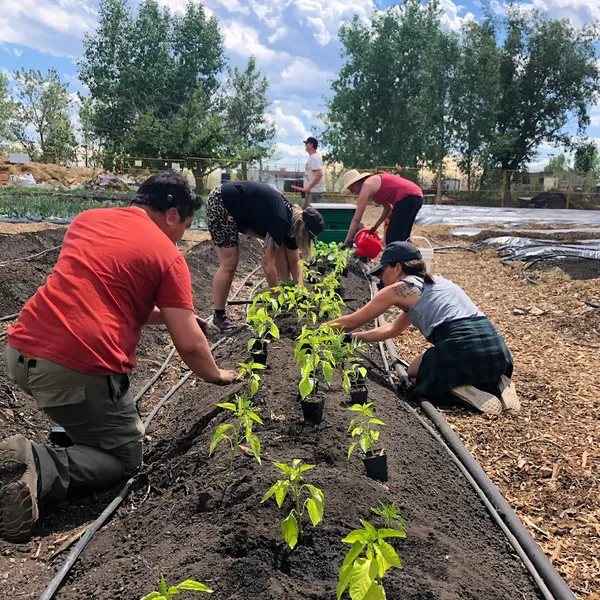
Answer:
[{"left": 311, "top": 203, "right": 356, "bottom": 244}]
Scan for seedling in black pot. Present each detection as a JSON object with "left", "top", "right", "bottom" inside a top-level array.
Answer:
[
  {"left": 343, "top": 364, "right": 368, "bottom": 404},
  {"left": 348, "top": 403, "right": 387, "bottom": 482},
  {"left": 247, "top": 306, "right": 279, "bottom": 366}
]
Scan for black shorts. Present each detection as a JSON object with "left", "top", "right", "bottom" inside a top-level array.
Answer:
[{"left": 385, "top": 195, "right": 423, "bottom": 244}]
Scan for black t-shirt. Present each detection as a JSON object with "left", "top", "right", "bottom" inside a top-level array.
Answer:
[{"left": 221, "top": 181, "right": 298, "bottom": 250}]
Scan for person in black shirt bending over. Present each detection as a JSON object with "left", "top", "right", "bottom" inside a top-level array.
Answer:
[{"left": 206, "top": 181, "right": 325, "bottom": 331}]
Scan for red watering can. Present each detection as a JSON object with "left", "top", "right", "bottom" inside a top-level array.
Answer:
[{"left": 354, "top": 228, "right": 382, "bottom": 259}]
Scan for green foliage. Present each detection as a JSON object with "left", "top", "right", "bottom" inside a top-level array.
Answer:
[
  {"left": 140, "top": 575, "right": 213, "bottom": 599},
  {"left": 347, "top": 404, "right": 385, "bottom": 459},
  {"left": 0, "top": 74, "right": 19, "bottom": 151},
  {"left": 12, "top": 68, "right": 77, "bottom": 162},
  {"left": 342, "top": 364, "right": 368, "bottom": 395},
  {"left": 371, "top": 502, "right": 407, "bottom": 533},
  {"left": 337, "top": 520, "right": 405, "bottom": 600},
  {"left": 247, "top": 307, "right": 280, "bottom": 350},
  {"left": 236, "top": 360, "right": 265, "bottom": 398},
  {"left": 295, "top": 327, "right": 337, "bottom": 399},
  {"left": 261, "top": 460, "right": 325, "bottom": 549},
  {"left": 250, "top": 291, "right": 281, "bottom": 318},
  {"left": 574, "top": 142, "right": 600, "bottom": 173},
  {"left": 225, "top": 57, "right": 276, "bottom": 178},
  {"left": 545, "top": 154, "right": 570, "bottom": 172},
  {"left": 209, "top": 394, "right": 263, "bottom": 480}
]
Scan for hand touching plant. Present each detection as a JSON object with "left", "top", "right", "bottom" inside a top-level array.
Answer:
[
  {"left": 209, "top": 395, "right": 263, "bottom": 480},
  {"left": 261, "top": 459, "right": 325, "bottom": 549},
  {"left": 140, "top": 575, "right": 213, "bottom": 600},
  {"left": 337, "top": 520, "right": 405, "bottom": 600},
  {"left": 347, "top": 403, "right": 385, "bottom": 459}
]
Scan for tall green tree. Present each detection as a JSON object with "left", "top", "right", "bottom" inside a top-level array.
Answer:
[
  {"left": 322, "top": 1, "right": 439, "bottom": 168},
  {"left": 79, "top": 0, "right": 225, "bottom": 163},
  {"left": 225, "top": 57, "right": 276, "bottom": 179},
  {"left": 0, "top": 73, "right": 19, "bottom": 151},
  {"left": 492, "top": 8, "right": 600, "bottom": 204},
  {"left": 574, "top": 141, "right": 599, "bottom": 173},
  {"left": 452, "top": 19, "right": 501, "bottom": 192},
  {"left": 546, "top": 153, "right": 570, "bottom": 171},
  {"left": 13, "top": 68, "right": 77, "bottom": 163}
]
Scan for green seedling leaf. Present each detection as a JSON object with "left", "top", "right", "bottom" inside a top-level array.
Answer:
[
  {"left": 209, "top": 424, "right": 232, "bottom": 455},
  {"left": 262, "top": 482, "right": 279, "bottom": 503},
  {"left": 342, "top": 541, "right": 367, "bottom": 569},
  {"left": 350, "top": 557, "right": 375, "bottom": 600},
  {"left": 322, "top": 361, "right": 334, "bottom": 385},
  {"left": 360, "top": 520, "right": 378, "bottom": 540},
  {"left": 363, "top": 582, "right": 386, "bottom": 600},
  {"left": 250, "top": 378, "right": 259, "bottom": 397},
  {"left": 248, "top": 412, "right": 263, "bottom": 425},
  {"left": 342, "top": 530, "right": 370, "bottom": 545},
  {"left": 177, "top": 580, "right": 214, "bottom": 593},
  {"left": 247, "top": 434, "right": 261, "bottom": 464},
  {"left": 216, "top": 402, "right": 236, "bottom": 411},
  {"left": 377, "top": 539, "right": 402, "bottom": 568},
  {"left": 140, "top": 593, "right": 163, "bottom": 600},
  {"left": 369, "top": 419, "right": 385, "bottom": 426},
  {"left": 167, "top": 586, "right": 180, "bottom": 596},
  {"left": 299, "top": 376, "right": 313, "bottom": 400},
  {"left": 299, "top": 464, "right": 316, "bottom": 472},
  {"left": 275, "top": 480, "right": 290, "bottom": 507},
  {"left": 269, "top": 322, "right": 280, "bottom": 339},
  {"left": 282, "top": 512, "right": 299, "bottom": 549},
  {"left": 348, "top": 441, "right": 358, "bottom": 460},
  {"left": 378, "top": 528, "right": 407, "bottom": 539},
  {"left": 337, "top": 564, "right": 353, "bottom": 600}
]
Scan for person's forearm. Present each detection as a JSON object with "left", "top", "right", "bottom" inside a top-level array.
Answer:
[
  {"left": 177, "top": 337, "right": 223, "bottom": 383},
  {"left": 290, "top": 260, "right": 303, "bottom": 285},
  {"left": 263, "top": 263, "right": 279, "bottom": 288},
  {"left": 353, "top": 323, "right": 396, "bottom": 343},
  {"left": 307, "top": 172, "right": 323, "bottom": 191},
  {"left": 343, "top": 216, "right": 363, "bottom": 246},
  {"left": 146, "top": 307, "right": 166, "bottom": 325}
]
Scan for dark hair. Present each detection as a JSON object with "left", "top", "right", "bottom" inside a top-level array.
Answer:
[
  {"left": 132, "top": 171, "right": 202, "bottom": 220},
  {"left": 394, "top": 259, "right": 435, "bottom": 284}
]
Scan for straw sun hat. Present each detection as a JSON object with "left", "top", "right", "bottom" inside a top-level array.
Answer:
[{"left": 341, "top": 169, "right": 372, "bottom": 193}]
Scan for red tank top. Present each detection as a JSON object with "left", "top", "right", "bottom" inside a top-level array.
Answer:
[{"left": 372, "top": 172, "right": 422, "bottom": 207}]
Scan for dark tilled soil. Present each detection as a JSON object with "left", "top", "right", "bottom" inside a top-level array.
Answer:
[
  {"left": 0, "top": 230, "right": 541, "bottom": 599},
  {"left": 53, "top": 302, "right": 540, "bottom": 600}
]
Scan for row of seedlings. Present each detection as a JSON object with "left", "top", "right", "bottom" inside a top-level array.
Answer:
[{"left": 148, "top": 243, "right": 405, "bottom": 599}]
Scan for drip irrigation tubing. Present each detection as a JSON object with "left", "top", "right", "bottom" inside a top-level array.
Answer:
[
  {"left": 365, "top": 276, "right": 574, "bottom": 600},
  {"left": 38, "top": 265, "right": 265, "bottom": 600},
  {"left": 0, "top": 245, "right": 62, "bottom": 267},
  {"left": 585, "top": 301, "right": 600, "bottom": 308}
]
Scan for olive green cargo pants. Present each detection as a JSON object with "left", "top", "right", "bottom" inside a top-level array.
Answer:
[{"left": 4, "top": 346, "right": 144, "bottom": 502}]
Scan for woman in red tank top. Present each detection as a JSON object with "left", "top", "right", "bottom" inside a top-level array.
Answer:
[{"left": 340, "top": 169, "right": 423, "bottom": 247}]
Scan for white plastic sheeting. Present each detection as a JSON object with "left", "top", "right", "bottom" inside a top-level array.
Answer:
[{"left": 475, "top": 236, "right": 600, "bottom": 262}]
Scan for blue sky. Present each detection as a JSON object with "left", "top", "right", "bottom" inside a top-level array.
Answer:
[{"left": 1, "top": 0, "right": 600, "bottom": 170}]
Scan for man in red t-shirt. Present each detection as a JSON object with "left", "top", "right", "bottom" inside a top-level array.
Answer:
[
  {"left": 0, "top": 171, "right": 237, "bottom": 543},
  {"left": 340, "top": 170, "right": 424, "bottom": 247}
]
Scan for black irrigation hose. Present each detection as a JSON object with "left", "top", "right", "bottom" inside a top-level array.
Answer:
[
  {"left": 38, "top": 266, "right": 264, "bottom": 600},
  {"left": 524, "top": 254, "right": 600, "bottom": 271},
  {"left": 365, "top": 277, "right": 571, "bottom": 600},
  {"left": 0, "top": 245, "right": 62, "bottom": 267},
  {"left": 585, "top": 301, "right": 600, "bottom": 309},
  {"left": 0, "top": 312, "right": 19, "bottom": 322},
  {"left": 432, "top": 245, "right": 477, "bottom": 253}
]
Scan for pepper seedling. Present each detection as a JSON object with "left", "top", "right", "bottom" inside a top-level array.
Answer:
[
  {"left": 347, "top": 403, "right": 385, "bottom": 459},
  {"left": 261, "top": 459, "right": 325, "bottom": 549},
  {"left": 295, "top": 327, "right": 335, "bottom": 399},
  {"left": 336, "top": 520, "right": 405, "bottom": 600},
  {"left": 141, "top": 575, "right": 213, "bottom": 599},
  {"left": 237, "top": 359, "right": 265, "bottom": 397},
  {"left": 209, "top": 394, "right": 263, "bottom": 480},
  {"left": 371, "top": 502, "right": 407, "bottom": 533},
  {"left": 342, "top": 364, "right": 368, "bottom": 395}
]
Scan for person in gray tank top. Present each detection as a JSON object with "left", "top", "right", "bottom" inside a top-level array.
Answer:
[{"left": 328, "top": 241, "right": 520, "bottom": 415}]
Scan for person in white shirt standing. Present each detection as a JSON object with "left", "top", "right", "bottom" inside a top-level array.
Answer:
[{"left": 294, "top": 136, "right": 325, "bottom": 208}]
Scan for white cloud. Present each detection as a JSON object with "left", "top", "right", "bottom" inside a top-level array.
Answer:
[
  {"left": 306, "top": 16, "right": 331, "bottom": 45},
  {"left": 439, "top": 0, "right": 475, "bottom": 30},
  {"left": 13, "top": 47, "right": 22, "bottom": 57},
  {"left": 0, "top": 0, "right": 95, "bottom": 58},
  {"left": 280, "top": 57, "right": 333, "bottom": 93},
  {"left": 216, "top": 0, "right": 250, "bottom": 15},
  {"left": 268, "top": 27, "right": 287, "bottom": 43},
  {"left": 274, "top": 142, "right": 307, "bottom": 162},
  {"left": 271, "top": 106, "right": 311, "bottom": 140},
  {"left": 249, "top": 0, "right": 280, "bottom": 28},
  {"left": 301, "top": 109, "right": 313, "bottom": 119},
  {"left": 222, "top": 21, "right": 284, "bottom": 62},
  {"left": 492, "top": 0, "right": 600, "bottom": 28}
]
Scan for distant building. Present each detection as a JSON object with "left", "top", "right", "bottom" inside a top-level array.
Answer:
[{"left": 249, "top": 167, "right": 304, "bottom": 192}]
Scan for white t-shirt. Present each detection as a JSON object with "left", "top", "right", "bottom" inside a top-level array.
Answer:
[{"left": 304, "top": 152, "right": 325, "bottom": 193}]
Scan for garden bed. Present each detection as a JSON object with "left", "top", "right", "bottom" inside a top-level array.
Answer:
[{"left": 0, "top": 229, "right": 543, "bottom": 599}]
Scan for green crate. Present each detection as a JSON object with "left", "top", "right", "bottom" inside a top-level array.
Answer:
[{"left": 311, "top": 203, "right": 356, "bottom": 244}]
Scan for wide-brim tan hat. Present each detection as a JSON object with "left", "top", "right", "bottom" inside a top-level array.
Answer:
[{"left": 341, "top": 169, "right": 371, "bottom": 193}]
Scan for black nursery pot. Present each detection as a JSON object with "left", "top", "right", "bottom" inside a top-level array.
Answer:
[
  {"left": 301, "top": 396, "right": 325, "bottom": 424},
  {"left": 348, "top": 371, "right": 367, "bottom": 388},
  {"left": 342, "top": 266, "right": 349, "bottom": 277},
  {"left": 350, "top": 386, "right": 369, "bottom": 405},
  {"left": 250, "top": 340, "right": 268, "bottom": 365},
  {"left": 334, "top": 286, "right": 346, "bottom": 298},
  {"left": 363, "top": 450, "right": 388, "bottom": 482},
  {"left": 251, "top": 351, "right": 268, "bottom": 366}
]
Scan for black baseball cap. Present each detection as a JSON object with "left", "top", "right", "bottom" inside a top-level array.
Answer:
[
  {"left": 367, "top": 241, "right": 422, "bottom": 275},
  {"left": 302, "top": 207, "right": 325, "bottom": 240},
  {"left": 303, "top": 136, "right": 318, "bottom": 148}
]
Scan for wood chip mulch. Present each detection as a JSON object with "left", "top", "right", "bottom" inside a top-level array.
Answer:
[{"left": 386, "top": 224, "right": 600, "bottom": 599}]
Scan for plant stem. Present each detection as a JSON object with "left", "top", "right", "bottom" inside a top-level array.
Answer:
[{"left": 294, "top": 481, "right": 303, "bottom": 542}]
